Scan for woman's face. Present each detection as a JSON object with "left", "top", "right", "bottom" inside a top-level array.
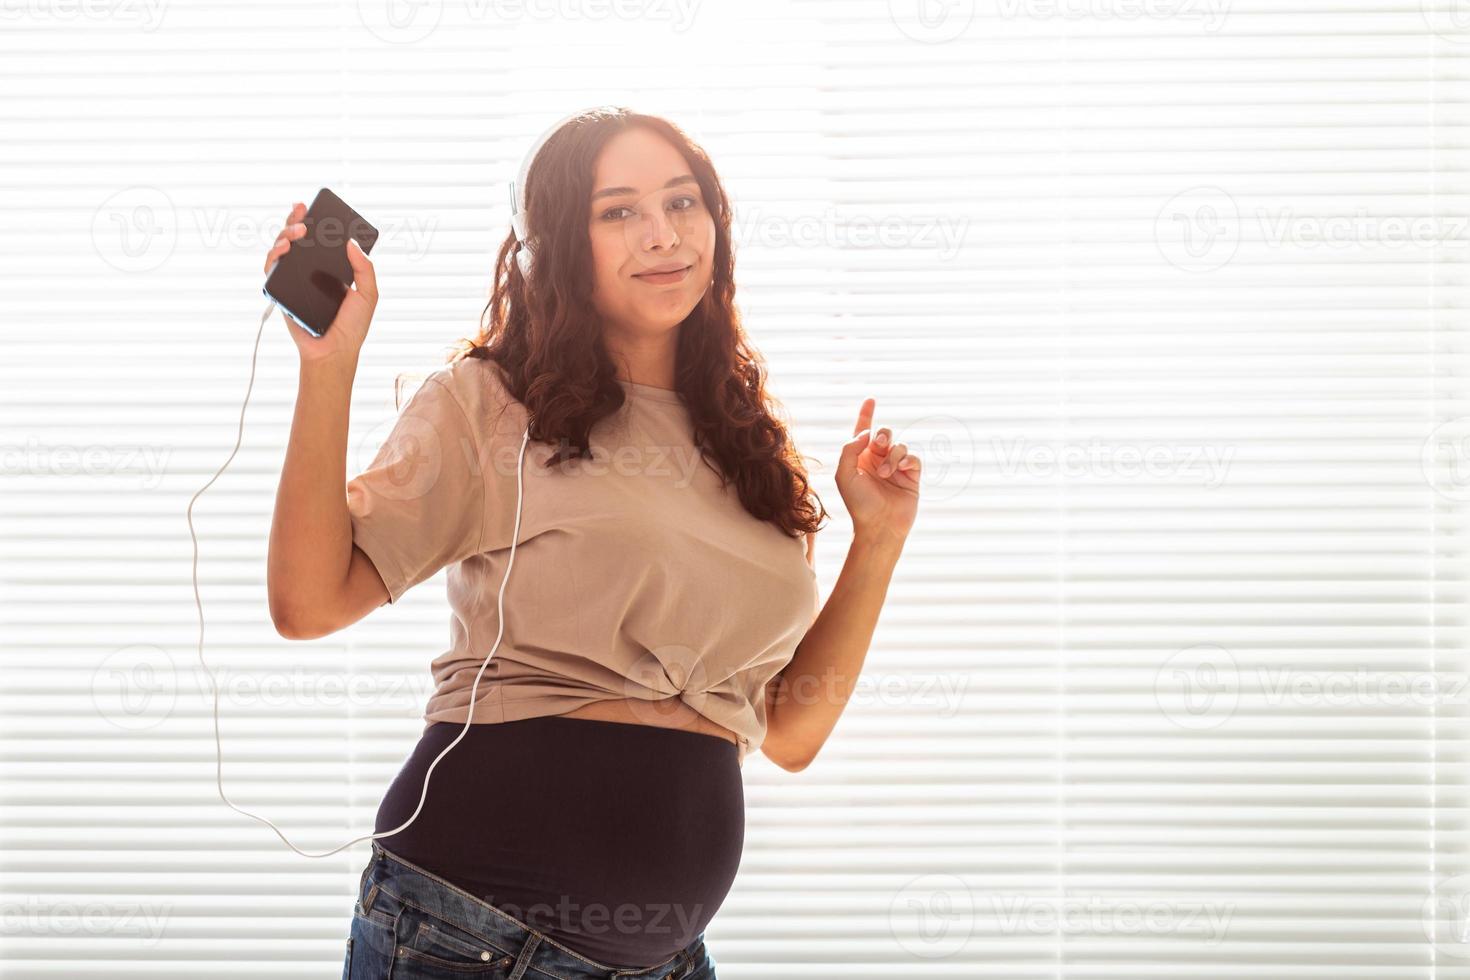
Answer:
[{"left": 586, "top": 126, "right": 716, "bottom": 337}]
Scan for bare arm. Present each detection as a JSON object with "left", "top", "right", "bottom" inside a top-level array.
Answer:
[
  {"left": 261, "top": 201, "right": 388, "bottom": 638},
  {"left": 267, "top": 359, "right": 390, "bottom": 639},
  {"left": 761, "top": 530, "right": 820, "bottom": 772},
  {"left": 762, "top": 531, "right": 904, "bottom": 771},
  {"left": 761, "top": 395, "right": 922, "bottom": 770}
]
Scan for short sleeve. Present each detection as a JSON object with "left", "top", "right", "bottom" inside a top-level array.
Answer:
[{"left": 346, "top": 374, "right": 485, "bottom": 605}]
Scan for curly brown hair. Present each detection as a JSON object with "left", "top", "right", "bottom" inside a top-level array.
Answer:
[{"left": 440, "top": 106, "right": 827, "bottom": 541}]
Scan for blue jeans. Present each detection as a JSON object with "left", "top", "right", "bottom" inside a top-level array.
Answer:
[{"left": 343, "top": 839, "right": 717, "bottom": 980}]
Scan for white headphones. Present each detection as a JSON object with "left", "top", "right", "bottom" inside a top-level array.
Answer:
[
  {"left": 509, "top": 106, "right": 610, "bottom": 279},
  {"left": 197, "top": 113, "right": 586, "bottom": 858}
]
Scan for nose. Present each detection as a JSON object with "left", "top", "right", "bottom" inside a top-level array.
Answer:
[{"left": 638, "top": 207, "right": 680, "bottom": 253}]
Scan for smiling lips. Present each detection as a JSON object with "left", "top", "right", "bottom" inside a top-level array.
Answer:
[{"left": 633, "top": 263, "right": 692, "bottom": 285}]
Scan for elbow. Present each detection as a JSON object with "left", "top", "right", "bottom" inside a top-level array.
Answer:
[
  {"left": 268, "top": 564, "right": 305, "bottom": 638},
  {"left": 268, "top": 562, "right": 343, "bottom": 640},
  {"left": 779, "top": 753, "right": 812, "bottom": 773},
  {"left": 269, "top": 596, "right": 322, "bottom": 641},
  {"left": 270, "top": 576, "right": 372, "bottom": 640},
  {"left": 268, "top": 594, "right": 294, "bottom": 639},
  {"left": 274, "top": 613, "right": 331, "bottom": 641},
  {"left": 761, "top": 734, "right": 815, "bottom": 773},
  {"left": 270, "top": 606, "right": 307, "bottom": 641}
]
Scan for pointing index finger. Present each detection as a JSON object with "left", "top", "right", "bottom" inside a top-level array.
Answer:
[{"left": 854, "top": 397, "right": 875, "bottom": 437}]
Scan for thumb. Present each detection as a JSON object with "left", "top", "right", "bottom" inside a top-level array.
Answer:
[
  {"left": 345, "top": 238, "right": 377, "bottom": 303},
  {"left": 840, "top": 428, "right": 872, "bottom": 476}
]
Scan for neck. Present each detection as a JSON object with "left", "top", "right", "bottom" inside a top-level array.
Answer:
[{"left": 604, "top": 324, "right": 679, "bottom": 390}]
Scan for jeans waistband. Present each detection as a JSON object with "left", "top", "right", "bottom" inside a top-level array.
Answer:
[{"left": 358, "top": 838, "right": 705, "bottom": 980}]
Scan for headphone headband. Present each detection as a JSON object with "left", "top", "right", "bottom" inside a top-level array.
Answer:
[{"left": 508, "top": 106, "right": 617, "bottom": 276}]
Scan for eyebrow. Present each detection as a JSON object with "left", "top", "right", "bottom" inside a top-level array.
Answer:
[{"left": 591, "top": 174, "right": 698, "bottom": 202}]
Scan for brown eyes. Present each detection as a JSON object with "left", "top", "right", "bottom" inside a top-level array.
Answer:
[{"left": 599, "top": 195, "right": 700, "bottom": 222}]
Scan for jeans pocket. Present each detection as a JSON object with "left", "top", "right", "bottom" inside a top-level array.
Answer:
[{"left": 393, "top": 904, "right": 515, "bottom": 976}]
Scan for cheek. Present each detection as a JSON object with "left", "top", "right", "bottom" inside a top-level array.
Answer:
[
  {"left": 697, "top": 216, "right": 716, "bottom": 259},
  {"left": 588, "top": 233, "right": 622, "bottom": 292}
]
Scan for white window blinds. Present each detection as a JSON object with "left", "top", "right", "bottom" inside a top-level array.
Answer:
[{"left": 3, "top": 0, "right": 1469, "bottom": 977}]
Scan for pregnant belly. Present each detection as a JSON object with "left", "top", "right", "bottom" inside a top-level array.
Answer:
[{"left": 372, "top": 715, "right": 745, "bottom": 970}]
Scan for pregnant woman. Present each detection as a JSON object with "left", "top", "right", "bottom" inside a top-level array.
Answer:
[{"left": 264, "top": 106, "right": 921, "bottom": 980}]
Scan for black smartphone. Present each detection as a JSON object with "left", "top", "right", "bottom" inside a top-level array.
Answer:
[{"left": 263, "top": 188, "right": 379, "bottom": 337}]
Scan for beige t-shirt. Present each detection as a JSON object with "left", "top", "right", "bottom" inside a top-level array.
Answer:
[{"left": 345, "top": 355, "right": 819, "bottom": 765}]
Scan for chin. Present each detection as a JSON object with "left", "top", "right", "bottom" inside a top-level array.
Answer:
[
  {"left": 647, "top": 311, "right": 693, "bottom": 331},
  {"left": 636, "top": 299, "right": 698, "bottom": 326}
]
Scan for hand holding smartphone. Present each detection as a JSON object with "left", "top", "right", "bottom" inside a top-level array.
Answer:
[{"left": 263, "top": 189, "right": 380, "bottom": 367}]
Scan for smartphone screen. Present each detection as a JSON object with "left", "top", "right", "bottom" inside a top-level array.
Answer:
[{"left": 262, "top": 188, "right": 379, "bottom": 337}]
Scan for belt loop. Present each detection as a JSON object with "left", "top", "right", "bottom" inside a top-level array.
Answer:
[
  {"left": 679, "top": 938, "right": 703, "bottom": 978},
  {"left": 507, "top": 931, "right": 541, "bottom": 980},
  {"left": 356, "top": 856, "right": 374, "bottom": 907}
]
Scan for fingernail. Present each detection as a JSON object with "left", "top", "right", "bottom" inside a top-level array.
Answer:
[{"left": 876, "top": 432, "right": 889, "bottom": 445}]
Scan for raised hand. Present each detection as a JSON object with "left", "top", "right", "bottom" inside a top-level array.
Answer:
[
  {"left": 834, "top": 396, "right": 921, "bottom": 545},
  {"left": 265, "top": 201, "right": 378, "bottom": 367}
]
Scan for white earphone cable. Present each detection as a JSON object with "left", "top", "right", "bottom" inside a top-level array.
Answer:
[{"left": 187, "top": 298, "right": 529, "bottom": 858}]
